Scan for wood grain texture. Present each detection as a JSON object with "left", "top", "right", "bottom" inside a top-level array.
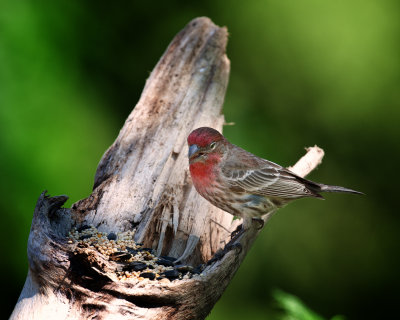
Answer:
[{"left": 11, "top": 17, "right": 326, "bottom": 320}]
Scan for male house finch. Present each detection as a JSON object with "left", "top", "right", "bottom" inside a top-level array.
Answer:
[{"left": 187, "top": 127, "right": 362, "bottom": 223}]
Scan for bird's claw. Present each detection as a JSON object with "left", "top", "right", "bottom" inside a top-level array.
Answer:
[
  {"left": 206, "top": 226, "right": 244, "bottom": 266},
  {"left": 230, "top": 224, "right": 244, "bottom": 241}
]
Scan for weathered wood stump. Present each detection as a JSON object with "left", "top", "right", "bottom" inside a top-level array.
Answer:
[{"left": 11, "top": 17, "right": 325, "bottom": 320}]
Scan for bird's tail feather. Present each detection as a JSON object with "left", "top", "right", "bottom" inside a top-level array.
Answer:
[{"left": 318, "top": 184, "right": 364, "bottom": 195}]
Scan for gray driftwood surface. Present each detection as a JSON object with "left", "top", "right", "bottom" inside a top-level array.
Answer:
[{"left": 11, "top": 17, "right": 325, "bottom": 320}]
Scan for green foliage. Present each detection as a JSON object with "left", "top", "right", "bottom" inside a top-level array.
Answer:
[{"left": 273, "top": 290, "right": 344, "bottom": 320}]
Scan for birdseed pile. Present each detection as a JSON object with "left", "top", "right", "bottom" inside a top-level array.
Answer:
[{"left": 68, "top": 225, "right": 203, "bottom": 282}]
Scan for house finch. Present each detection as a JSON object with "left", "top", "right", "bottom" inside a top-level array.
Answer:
[{"left": 187, "top": 127, "right": 362, "bottom": 223}]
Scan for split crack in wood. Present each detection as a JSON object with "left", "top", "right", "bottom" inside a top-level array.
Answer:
[{"left": 11, "top": 17, "right": 326, "bottom": 320}]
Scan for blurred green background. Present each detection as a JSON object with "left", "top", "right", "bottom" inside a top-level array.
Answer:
[{"left": 1, "top": 0, "right": 399, "bottom": 319}]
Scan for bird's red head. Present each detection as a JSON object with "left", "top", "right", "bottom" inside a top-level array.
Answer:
[
  {"left": 187, "top": 127, "right": 225, "bottom": 163},
  {"left": 187, "top": 127, "right": 224, "bottom": 148}
]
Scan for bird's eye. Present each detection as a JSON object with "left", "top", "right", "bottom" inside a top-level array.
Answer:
[{"left": 209, "top": 142, "right": 216, "bottom": 149}]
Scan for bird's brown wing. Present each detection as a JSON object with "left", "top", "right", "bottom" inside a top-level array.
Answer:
[{"left": 221, "top": 158, "right": 321, "bottom": 199}]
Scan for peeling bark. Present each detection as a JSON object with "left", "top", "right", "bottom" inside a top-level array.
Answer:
[{"left": 11, "top": 17, "right": 326, "bottom": 320}]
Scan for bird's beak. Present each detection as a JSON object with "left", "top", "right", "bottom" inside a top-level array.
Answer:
[{"left": 188, "top": 144, "right": 200, "bottom": 159}]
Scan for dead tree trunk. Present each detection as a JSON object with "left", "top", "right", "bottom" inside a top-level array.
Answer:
[{"left": 11, "top": 17, "right": 325, "bottom": 320}]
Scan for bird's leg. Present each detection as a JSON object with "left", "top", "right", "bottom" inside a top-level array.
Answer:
[
  {"left": 221, "top": 232, "right": 243, "bottom": 255},
  {"left": 230, "top": 215, "right": 261, "bottom": 240},
  {"left": 225, "top": 217, "right": 253, "bottom": 253},
  {"left": 210, "top": 216, "right": 254, "bottom": 262},
  {"left": 226, "top": 224, "right": 244, "bottom": 253},
  {"left": 207, "top": 230, "right": 243, "bottom": 266},
  {"left": 230, "top": 216, "right": 263, "bottom": 242},
  {"left": 206, "top": 217, "right": 252, "bottom": 265},
  {"left": 224, "top": 217, "right": 264, "bottom": 256}
]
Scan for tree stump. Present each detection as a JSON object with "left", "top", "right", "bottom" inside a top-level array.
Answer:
[{"left": 11, "top": 17, "right": 325, "bottom": 320}]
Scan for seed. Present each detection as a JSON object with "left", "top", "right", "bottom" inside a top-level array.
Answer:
[
  {"left": 109, "top": 252, "right": 132, "bottom": 262},
  {"left": 156, "top": 258, "right": 175, "bottom": 267},
  {"left": 126, "top": 247, "right": 138, "bottom": 255},
  {"left": 161, "top": 269, "right": 180, "bottom": 280},
  {"left": 175, "top": 264, "right": 194, "bottom": 273},
  {"left": 107, "top": 232, "right": 117, "bottom": 241},
  {"left": 139, "top": 272, "right": 156, "bottom": 280},
  {"left": 123, "top": 262, "right": 147, "bottom": 272}
]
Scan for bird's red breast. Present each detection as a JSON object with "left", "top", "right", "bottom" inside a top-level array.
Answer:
[{"left": 189, "top": 153, "right": 221, "bottom": 194}]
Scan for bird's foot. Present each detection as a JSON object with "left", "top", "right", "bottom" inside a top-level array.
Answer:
[
  {"left": 206, "top": 225, "right": 245, "bottom": 266},
  {"left": 230, "top": 224, "right": 244, "bottom": 241},
  {"left": 206, "top": 239, "right": 243, "bottom": 266},
  {"left": 226, "top": 225, "right": 244, "bottom": 253},
  {"left": 252, "top": 217, "right": 264, "bottom": 230}
]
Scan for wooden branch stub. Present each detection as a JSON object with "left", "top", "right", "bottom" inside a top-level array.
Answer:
[
  {"left": 287, "top": 146, "right": 324, "bottom": 177},
  {"left": 12, "top": 17, "right": 327, "bottom": 320}
]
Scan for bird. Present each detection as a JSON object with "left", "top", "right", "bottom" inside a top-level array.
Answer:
[{"left": 187, "top": 127, "right": 362, "bottom": 229}]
